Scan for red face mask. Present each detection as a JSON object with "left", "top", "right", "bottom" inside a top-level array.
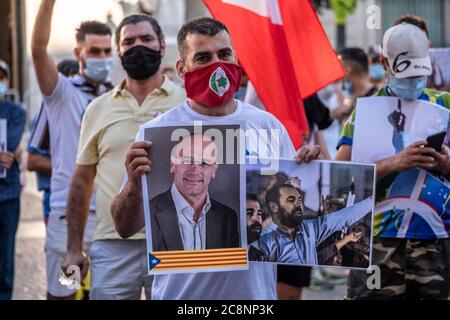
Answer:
[{"left": 184, "top": 62, "right": 242, "bottom": 108}]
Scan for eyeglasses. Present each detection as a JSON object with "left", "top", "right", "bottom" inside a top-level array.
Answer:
[{"left": 178, "top": 157, "right": 216, "bottom": 167}]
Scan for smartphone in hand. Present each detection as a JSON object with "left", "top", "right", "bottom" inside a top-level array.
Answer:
[{"left": 426, "top": 131, "right": 447, "bottom": 152}]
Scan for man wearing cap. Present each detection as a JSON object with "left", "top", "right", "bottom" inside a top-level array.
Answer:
[
  {"left": 336, "top": 22, "right": 450, "bottom": 299},
  {"left": 150, "top": 134, "right": 239, "bottom": 251},
  {"left": 0, "top": 59, "right": 26, "bottom": 300}
]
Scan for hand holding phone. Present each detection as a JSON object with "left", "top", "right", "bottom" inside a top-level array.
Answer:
[{"left": 426, "top": 131, "right": 447, "bottom": 153}]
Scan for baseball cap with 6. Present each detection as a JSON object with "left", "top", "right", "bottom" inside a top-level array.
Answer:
[{"left": 382, "top": 23, "right": 432, "bottom": 79}]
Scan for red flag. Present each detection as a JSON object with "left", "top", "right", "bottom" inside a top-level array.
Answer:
[{"left": 203, "top": 0, "right": 345, "bottom": 149}]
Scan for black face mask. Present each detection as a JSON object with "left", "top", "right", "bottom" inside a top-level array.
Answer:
[{"left": 121, "top": 45, "right": 162, "bottom": 80}]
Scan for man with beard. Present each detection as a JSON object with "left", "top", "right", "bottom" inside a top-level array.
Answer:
[
  {"left": 250, "top": 184, "right": 372, "bottom": 265},
  {"left": 150, "top": 134, "right": 239, "bottom": 251},
  {"left": 246, "top": 194, "right": 263, "bottom": 243},
  {"left": 246, "top": 194, "right": 266, "bottom": 262}
]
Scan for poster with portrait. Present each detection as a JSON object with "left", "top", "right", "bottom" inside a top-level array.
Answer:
[
  {"left": 246, "top": 158, "right": 376, "bottom": 270},
  {"left": 0, "top": 119, "right": 7, "bottom": 179},
  {"left": 352, "top": 97, "right": 450, "bottom": 238},
  {"left": 140, "top": 122, "right": 248, "bottom": 275}
]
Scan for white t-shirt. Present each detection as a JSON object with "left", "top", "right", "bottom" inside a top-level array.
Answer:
[
  {"left": 43, "top": 74, "right": 105, "bottom": 212},
  {"left": 141, "top": 100, "right": 296, "bottom": 300}
]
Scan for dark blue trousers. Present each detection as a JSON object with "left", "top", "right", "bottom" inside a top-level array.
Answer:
[{"left": 0, "top": 198, "right": 20, "bottom": 300}]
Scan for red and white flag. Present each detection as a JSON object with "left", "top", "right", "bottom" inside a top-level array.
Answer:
[{"left": 204, "top": 0, "right": 346, "bottom": 148}]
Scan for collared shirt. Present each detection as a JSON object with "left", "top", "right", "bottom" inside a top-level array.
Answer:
[
  {"left": 171, "top": 184, "right": 211, "bottom": 250},
  {"left": 251, "top": 197, "right": 373, "bottom": 265},
  {"left": 260, "top": 221, "right": 277, "bottom": 237},
  {"left": 77, "top": 76, "right": 185, "bottom": 241},
  {"left": 0, "top": 100, "right": 26, "bottom": 202}
]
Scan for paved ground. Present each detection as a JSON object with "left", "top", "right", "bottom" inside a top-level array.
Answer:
[
  {"left": 13, "top": 173, "right": 47, "bottom": 300},
  {"left": 13, "top": 173, "right": 347, "bottom": 300}
]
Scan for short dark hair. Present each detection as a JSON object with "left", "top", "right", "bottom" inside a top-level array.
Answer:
[
  {"left": 177, "top": 17, "right": 230, "bottom": 60},
  {"left": 395, "top": 14, "right": 429, "bottom": 38},
  {"left": 57, "top": 59, "right": 79, "bottom": 77},
  {"left": 247, "top": 194, "right": 259, "bottom": 203},
  {"left": 265, "top": 184, "right": 299, "bottom": 213},
  {"left": 339, "top": 47, "right": 369, "bottom": 74},
  {"left": 75, "top": 21, "right": 112, "bottom": 43},
  {"left": 115, "top": 14, "right": 164, "bottom": 48}
]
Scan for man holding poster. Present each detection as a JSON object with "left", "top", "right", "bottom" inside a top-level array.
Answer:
[
  {"left": 336, "top": 20, "right": 450, "bottom": 299},
  {"left": 111, "top": 17, "right": 321, "bottom": 300}
]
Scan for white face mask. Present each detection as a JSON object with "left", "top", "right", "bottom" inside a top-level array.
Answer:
[
  {"left": 84, "top": 58, "right": 114, "bottom": 82},
  {"left": 0, "top": 81, "right": 8, "bottom": 97}
]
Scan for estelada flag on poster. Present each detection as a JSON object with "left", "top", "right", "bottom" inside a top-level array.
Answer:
[{"left": 203, "top": 0, "right": 346, "bottom": 148}]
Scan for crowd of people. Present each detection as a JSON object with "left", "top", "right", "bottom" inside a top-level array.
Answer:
[{"left": 0, "top": 0, "right": 449, "bottom": 301}]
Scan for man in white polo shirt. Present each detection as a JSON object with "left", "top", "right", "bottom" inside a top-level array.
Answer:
[
  {"left": 31, "top": 0, "right": 114, "bottom": 300},
  {"left": 111, "top": 17, "right": 320, "bottom": 300}
]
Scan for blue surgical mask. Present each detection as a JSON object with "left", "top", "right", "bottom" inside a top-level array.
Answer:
[
  {"left": 369, "top": 63, "right": 386, "bottom": 81},
  {"left": 0, "top": 81, "right": 8, "bottom": 97},
  {"left": 390, "top": 76, "right": 427, "bottom": 100},
  {"left": 84, "top": 58, "right": 113, "bottom": 82}
]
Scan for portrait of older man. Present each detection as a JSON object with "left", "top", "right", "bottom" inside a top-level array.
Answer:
[{"left": 150, "top": 133, "right": 239, "bottom": 251}]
